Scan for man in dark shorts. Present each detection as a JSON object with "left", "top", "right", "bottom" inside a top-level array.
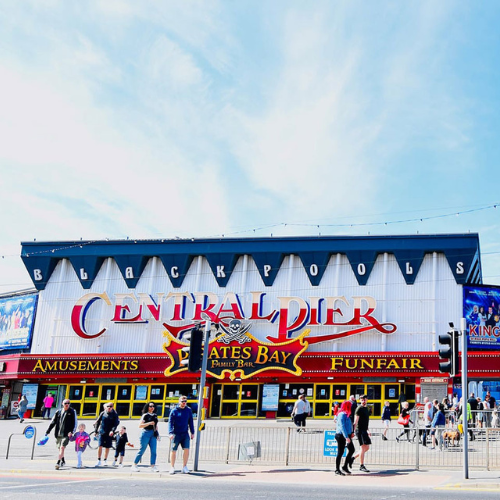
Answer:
[{"left": 353, "top": 394, "right": 371, "bottom": 472}]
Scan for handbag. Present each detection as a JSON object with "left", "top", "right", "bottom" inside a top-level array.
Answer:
[{"left": 397, "top": 413, "right": 410, "bottom": 425}]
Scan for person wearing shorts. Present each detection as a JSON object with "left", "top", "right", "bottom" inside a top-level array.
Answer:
[
  {"left": 113, "top": 426, "right": 134, "bottom": 467},
  {"left": 381, "top": 401, "right": 391, "bottom": 440},
  {"left": 168, "top": 396, "right": 195, "bottom": 474},
  {"left": 94, "top": 402, "right": 120, "bottom": 467},
  {"left": 352, "top": 394, "right": 371, "bottom": 472},
  {"left": 45, "top": 399, "right": 77, "bottom": 469}
]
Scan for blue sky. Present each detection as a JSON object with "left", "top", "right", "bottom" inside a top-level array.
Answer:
[{"left": 1, "top": 0, "right": 500, "bottom": 293}]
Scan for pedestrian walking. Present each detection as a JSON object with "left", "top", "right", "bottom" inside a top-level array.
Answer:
[
  {"left": 131, "top": 402, "right": 159, "bottom": 472},
  {"left": 421, "top": 397, "right": 433, "bottom": 446},
  {"left": 112, "top": 426, "right": 134, "bottom": 467},
  {"left": 169, "top": 395, "right": 195, "bottom": 474},
  {"left": 70, "top": 423, "right": 90, "bottom": 468},
  {"left": 17, "top": 394, "right": 28, "bottom": 423},
  {"left": 381, "top": 401, "right": 391, "bottom": 440},
  {"left": 41, "top": 392, "right": 55, "bottom": 419},
  {"left": 431, "top": 403, "right": 446, "bottom": 450},
  {"left": 334, "top": 400, "right": 355, "bottom": 476},
  {"left": 352, "top": 394, "right": 371, "bottom": 473},
  {"left": 396, "top": 401, "right": 413, "bottom": 442},
  {"left": 291, "top": 394, "right": 308, "bottom": 432},
  {"left": 45, "top": 399, "right": 77, "bottom": 469},
  {"left": 94, "top": 402, "right": 120, "bottom": 467}
]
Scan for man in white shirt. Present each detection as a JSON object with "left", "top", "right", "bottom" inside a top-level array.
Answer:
[{"left": 291, "top": 395, "right": 308, "bottom": 432}]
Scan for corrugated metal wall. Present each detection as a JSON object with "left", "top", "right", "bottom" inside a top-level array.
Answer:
[{"left": 30, "top": 251, "right": 462, "bottom": 355}]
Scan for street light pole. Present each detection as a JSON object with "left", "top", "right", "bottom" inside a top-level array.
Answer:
[
  {"left": 193, "top": 319, "right": 211, "bottom": 472},
  {"left": 460, "top": 317, "right": 469, "bottom": 480}
]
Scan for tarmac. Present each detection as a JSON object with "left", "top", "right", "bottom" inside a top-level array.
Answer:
[{"left": 0, "top": 416, "right": 499, "bottom": 491}]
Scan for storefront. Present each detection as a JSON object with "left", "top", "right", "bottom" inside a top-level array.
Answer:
[{"left": 2, "top": 233, "right": 497, "bottom": 419}]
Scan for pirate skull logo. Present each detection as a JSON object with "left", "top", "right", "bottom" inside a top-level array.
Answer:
[{"left": 219, "top": 319, "right": 252, "bottom": 344}]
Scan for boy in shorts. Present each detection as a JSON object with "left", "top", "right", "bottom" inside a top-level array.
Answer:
[{"left": 112, "top": 426, "right": 134, "bottom": 467}]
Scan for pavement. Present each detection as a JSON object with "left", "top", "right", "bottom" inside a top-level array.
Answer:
[{"left": 1, "top": 417, "right": 499, "bottom": 491}]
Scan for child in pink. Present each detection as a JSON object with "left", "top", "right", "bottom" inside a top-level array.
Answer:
[{"left": 70, "top": 423, "right": 90, "bottom": 468}]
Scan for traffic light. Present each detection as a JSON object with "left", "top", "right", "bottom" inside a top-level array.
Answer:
[
  {"left": 181, "top": 326, "right": 204, "bottom": 372},
  {"left": 438, "top": 329, "right": 460, "bottom": 377}
]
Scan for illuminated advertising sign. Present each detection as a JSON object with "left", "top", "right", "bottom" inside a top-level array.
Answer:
[
  {"left": 0, "top": 293, "right": 38, "bottom": 350},
  {"left": 464, "top": 285, "right": 500, "bottom": 350}
]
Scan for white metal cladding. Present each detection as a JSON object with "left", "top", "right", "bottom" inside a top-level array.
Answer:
[{"left": 29, "top": 251, "right": 462, "bottom": 356}]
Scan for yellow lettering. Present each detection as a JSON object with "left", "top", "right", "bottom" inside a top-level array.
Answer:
[
  {"left": 376, "top": 358, "right": 387, "bottom": 369},
  {"left": 101, "top": 361, "right": 110, "bottom": 371},
  {"left": 87, "top": 361, "right": 99, "bottom": 371},
  {"left": 268, "top": 350, "right": 280, "bottom": 363},
  {"left": 219, "top": 346, "right": 230, "bottom": 358},
  {"left": 70, "top": 360, "right": 78, "bottom": 370},
  {"left": 231, "top": 346, "right": 241, "bottom": 358},
  {"left": 110, "top": 361, "right": 121, "bottom": 371},
  {"left": 281, "top": 352, "right": 291, "bottom": 363},
  {"left": 361, "top": 359, "right": 374, "bottom": 369},
  {"left": 130, "top": 360, "right": 139, "bottom": 370},
  {"left": 402, "top": 358, "right": 408, "bottom": 369},
  {"left": 331, "top": 358, "right": 343, "bottom": 370},
  {"left": 209, "top": 347, "right": 220, "bottom": 359},
  {"left": 410, "top": 358, "right": 424, "bottom": 369},
  {"left": 32, "top": 359, "right": 45, "bottom": 373},
  {"left": 242, "top": 347, "right": 252, "bottom": 359},
  {"left": 255, "top": 346, "right": 269, "bottom": 364}
]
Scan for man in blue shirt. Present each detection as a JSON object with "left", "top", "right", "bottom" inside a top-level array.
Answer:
[{"left": 169, "top": 396, "right": 195, "bottom": 474}]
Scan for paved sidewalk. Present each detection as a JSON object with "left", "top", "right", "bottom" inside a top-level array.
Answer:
[{"left": 1, "top": 417, "right": 499, "bottom": 491}]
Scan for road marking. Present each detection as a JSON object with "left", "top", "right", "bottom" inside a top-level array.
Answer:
[{"left": 0, "top": 478, "right": 109, "bottom": 490}]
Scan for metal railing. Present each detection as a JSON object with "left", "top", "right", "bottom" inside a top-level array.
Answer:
[{"left": 195, "top": 418, "right": 500, "bottom": 470}]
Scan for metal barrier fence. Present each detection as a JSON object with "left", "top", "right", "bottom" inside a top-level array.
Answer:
[{"left": 197, "top": 423, "right": 500, "bottom": 470}]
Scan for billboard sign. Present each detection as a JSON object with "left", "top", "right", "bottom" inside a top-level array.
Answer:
[
  {"left": 0, "top": 293, "right": 38, "bottom": 350},
  {"left": 464, "top": 285, "right": 500, "bottom": 350}
]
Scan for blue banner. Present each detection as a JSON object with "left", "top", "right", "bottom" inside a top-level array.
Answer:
[
  {"left": 0, "top": 293, "right": 38, "bottom": 350},
  {"left": 464, "top": 285, "right": 500, "bottom": 351}
]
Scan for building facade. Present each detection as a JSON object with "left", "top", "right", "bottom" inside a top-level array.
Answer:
[{"left": 2, "top": 233, "right": 497, "bottom": 420}]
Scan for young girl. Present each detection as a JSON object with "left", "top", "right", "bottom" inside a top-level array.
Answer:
[
  {"left": 112, "top": 426, "right": 134, "bottom": 467},
  {"left": 70, "top": 423, "right": 90, "bottom": 468}
]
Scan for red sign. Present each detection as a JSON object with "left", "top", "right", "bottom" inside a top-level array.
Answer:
[{"left": 163, "top": 328, "right": 309, "bottom": 380}]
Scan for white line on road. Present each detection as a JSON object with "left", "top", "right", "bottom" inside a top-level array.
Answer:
[{"left": 0, "top": 478, "right": 109, "bottom": 490}]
